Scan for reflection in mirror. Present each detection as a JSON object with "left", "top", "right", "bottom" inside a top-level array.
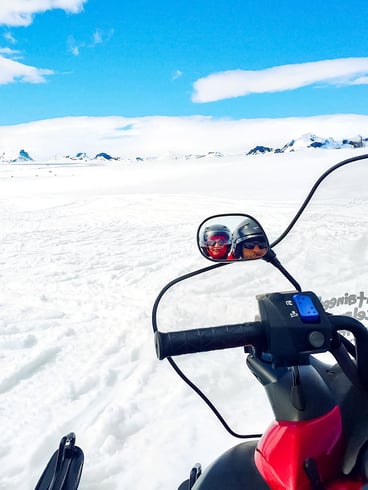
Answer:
[{"left": 197, "top": 214, "right": 270, "bottom": 262}]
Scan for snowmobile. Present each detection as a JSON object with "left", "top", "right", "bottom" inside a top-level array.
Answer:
[{"left": 152, "top": 152, "right": 368, "bottom": 489}]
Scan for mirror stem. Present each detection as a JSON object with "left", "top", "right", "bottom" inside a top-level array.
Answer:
[{"left": 263, "top": 250, "right": 302, "bottom": 292}]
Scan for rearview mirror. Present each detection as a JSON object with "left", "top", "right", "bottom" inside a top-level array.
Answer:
[{"left": 197, "top": 214, "right": 270, "bottom": 262}]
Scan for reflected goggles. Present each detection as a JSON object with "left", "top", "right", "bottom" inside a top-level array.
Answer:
[
  {"left": 207, "top": 239, "right": 231, "bottom": 247},
  {"left": 242, "top": 239, "right": 267, "bottom": 250}
]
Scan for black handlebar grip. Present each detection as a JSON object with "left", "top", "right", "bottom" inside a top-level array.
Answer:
[{"left": 155, "top": 322, "right": 263, "bottom": 360}]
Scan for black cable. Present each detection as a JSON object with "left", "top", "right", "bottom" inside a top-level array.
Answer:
[
  {"left": 152, "top": 262, "right": 262, "bottom": 439},
  {"left": 152, "top": 262, "right": 228, "bottom": 333},
  {"left": 167, "top": 357, "right": 262, "bottom": 439},
  {"left": 270, "top": 153, "right": 368, "bottom": 248}
]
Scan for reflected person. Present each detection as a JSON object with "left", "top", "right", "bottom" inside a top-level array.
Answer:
[
  {"left": 200, "top": 224, "right": 232, "bottom": 260},
  {"left": 230, "top": 219, "right": 268, "bottom": 260}
]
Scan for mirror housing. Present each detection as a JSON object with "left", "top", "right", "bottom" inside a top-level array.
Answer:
[{"left": 197, "top": 214, "right": 270, "bottom": 262}]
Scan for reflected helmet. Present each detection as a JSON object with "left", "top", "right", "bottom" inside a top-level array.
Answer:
[
  {"left": 232, "top": 219, "right": 266, "bottom": 258},
  {"left": 200, "top": 224, "right": 232, "bottom": 257}
]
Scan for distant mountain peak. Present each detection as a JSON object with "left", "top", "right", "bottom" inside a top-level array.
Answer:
[
  {"left": 94, "top": 152, "right": 119, "bottom": 161},
  {"left": 11, "top": 149, "right": 34, "bottom": 163},
  {"left": 247, "top": 133, "right": 367, "bottom": 156}
]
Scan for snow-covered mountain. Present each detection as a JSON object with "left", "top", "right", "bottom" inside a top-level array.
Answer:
[
  {"left": 0, "top": 150, "right": 120, "bottom": 164},
  {"left": 0, "top": 133, "right": 367, "bottom": 163},
  {"left": 0, "top": 149, "right": 34, "bottom": 163},
  {"left": 247, "top": 133, "right": 367, "bottom": 155}
]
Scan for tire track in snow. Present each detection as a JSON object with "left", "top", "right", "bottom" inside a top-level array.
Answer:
[{"left": 0, "top": 347, "right": 60, "bottom": 394}]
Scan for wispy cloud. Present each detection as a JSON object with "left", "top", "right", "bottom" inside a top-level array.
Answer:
[
  {"left": 89, "top": 28, "right": 114, "bottom": 47},
  {"left": 0, "top": 47, "right": 21, "bottom": 58},
  {"left": 192, "top": 58, "right": 368, "bottom": 103},
  {"left": 3, "top": 32, "right": 16, "bottom": 44},
  {"left": 349, "top": 75, "right": 368, "bottom": 85},
  {"left": 172, "top": 69, "right": 183, "bottom": 81},
  {"left": 91, "top": 30, "right": 103, "bottom": 46},
  {"left": 0, "top": 0, "right": 87, "bottom": 27},
  {"left": 67, "top": 35, "right": 81, "bottom": 56},
  {"left": 68, "top": 29, "right": 114, "bottom": 56},
  {"left": 0, "top": 56, "right": 53, "bottom": 84}
]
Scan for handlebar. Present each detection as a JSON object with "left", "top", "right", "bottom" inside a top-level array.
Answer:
[
  {"left": 154, "top": 322, "right": 264, "bottom": 360},
  {"left": 155, "top": 313, "right": 368, "bottom": 390}
]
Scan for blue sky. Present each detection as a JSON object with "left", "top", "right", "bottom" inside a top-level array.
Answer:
[{"left": 1, "top": 0, "right": 368, "bottom": 126}]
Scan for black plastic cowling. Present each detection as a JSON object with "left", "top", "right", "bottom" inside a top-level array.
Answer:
[{"left": 329, "top": 315, "right": 368, "bottom": 390}]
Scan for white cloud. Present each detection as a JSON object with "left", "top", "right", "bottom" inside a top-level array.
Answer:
[
  {"left": 68, "top": 29, "right": 114, "bottom": 56},
  {"left": 94, "top": 28, "right": 114, "bottom": 45},
  {"left": 92, "top": 29, "right": 103, "bottom": 45},
  {"left": 67, "top": 35, "right": 81, "bottom": 56},
  {"left": 89, "top": 28, "right": 114, "bottom": 47},
  {"left": 349, "top": 75, "right": 368, "bottom": 85},
  {"left": 0, "top": 55, "right": 53, "bottom": 84},
  {"left": 0, "top": 0, "right": 87, "bottom": 26},
  {"left": 192, "top": 58, "right": 368, "bottom": 103},
  {"left": 0, "top": 47, "right": 20, "bottom": 57},
  {"left": 70, "top": 45, "right": 80, "bottom": 56},
  {"left": 172, "top": 69, "right": 183, "bottom": 81},
  {"left": 3, "top": 32, "right": 16, "bottom": 43}
]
